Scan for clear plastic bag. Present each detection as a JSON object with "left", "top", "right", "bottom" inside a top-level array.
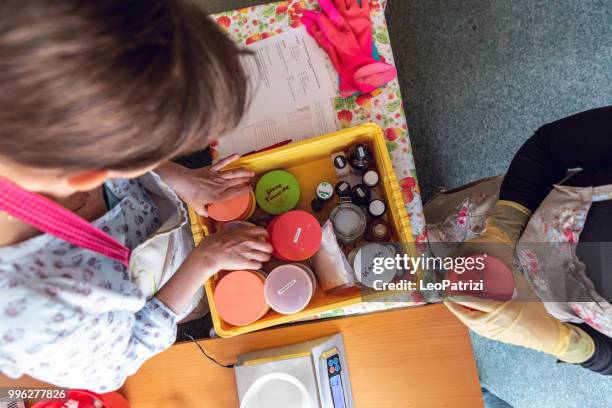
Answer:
[{"left": 312, "top": 221, "right": 356, "bottom": 292}]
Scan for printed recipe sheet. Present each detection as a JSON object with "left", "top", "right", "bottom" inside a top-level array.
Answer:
[{"left": 216, "top": 26, "right": 338, "bottom": 158}]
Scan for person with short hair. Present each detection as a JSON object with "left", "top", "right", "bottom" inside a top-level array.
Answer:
[{"left": 0, "top": 0, "right": 273, "bottom": 391}]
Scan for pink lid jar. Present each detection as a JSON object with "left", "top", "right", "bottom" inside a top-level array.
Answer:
[{"left": 264, "top": 264, "right": 315, "bottom": 314}]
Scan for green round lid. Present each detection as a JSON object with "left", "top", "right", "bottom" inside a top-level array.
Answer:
[{"left": 255, "top": 170, "right": 300, "bottom": 215}]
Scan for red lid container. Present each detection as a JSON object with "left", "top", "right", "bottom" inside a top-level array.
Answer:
[
  {"left": 268, "top": 210, "right": 322, "bottom": 261},
  {"left": 31, "top": 390, "right": 129, "bottom": 408}
]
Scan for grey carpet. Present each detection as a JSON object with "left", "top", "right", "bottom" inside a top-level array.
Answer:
[
  {"left": 386, "top": 0, "right": 612, "bottom": 199},
  {"left": 471, "top": 332, "right": 612, "bottom": 408}
]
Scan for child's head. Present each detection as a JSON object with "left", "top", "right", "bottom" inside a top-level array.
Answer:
[{"left": 0, "top": 0, "right": 248, "bottom": 196}]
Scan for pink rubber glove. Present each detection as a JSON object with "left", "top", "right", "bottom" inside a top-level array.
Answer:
[
  {"left": 320, "top": 0, "right": 372, "bottom": 55},
  {"left": 302, "top": 5, "right": 396, "bottom": 96}
]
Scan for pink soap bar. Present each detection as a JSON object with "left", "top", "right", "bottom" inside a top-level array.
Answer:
[
  {"left": 214, "top": 270, "right": 269, "bottom": 326},
  {"left": 446, "top": 254, "right": 515, "bottom": 301},
  {"left": 264, "top": 264, "right": 314, "bottom": 314}
]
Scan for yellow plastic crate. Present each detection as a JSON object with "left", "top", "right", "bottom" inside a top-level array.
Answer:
[{"left": 188, "top": 123, "right": 417, "bottom": 337}]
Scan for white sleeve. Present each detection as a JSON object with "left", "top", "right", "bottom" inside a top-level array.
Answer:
[{"left": 0, "top": 278, "right": 177, "bottom": 393}]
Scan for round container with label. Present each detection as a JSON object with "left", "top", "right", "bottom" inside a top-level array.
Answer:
[
  {"left": 329, "top": 203, "right": 367, "bottom": 243},
  {"left": 214, "top": 270, "right": 269, "bottom": 326},
  {"left": 255, "top": 170, "right": 300, "bottom": 215},
  {"left": 316, "top": 181, "right": 334, "bottom": 201},
  {"left": 351, "top": 243, "right": 397, "bottom": 289},
  {"left": 347, "top": 144, "right": 373, "bottom": 175},
  {"left": 365, "top": 219, "right": 392, "bottom": 242},
  {"left": 367, "top": 199, "right": 387, "bottom": 218},
  {"left": 335, "top": 180, "right": 351, "bottom": 198},
  {"left": 362, "top": 170, "right": 379, "bottom": 188},
  {"left": 350, "top": 184, "right": 371, "bottom": 206},
  {"left": 207, "top": 191, "right": 255, "bottom": 222},
  {"left": 331, "top": 152, "right": 350, "bottom": 177},
  {"left": 268, "top": 210, "right": 322, "bottom": 261},
  {"left": 264, "top": 264, "right": 314, "bottom": 314}
]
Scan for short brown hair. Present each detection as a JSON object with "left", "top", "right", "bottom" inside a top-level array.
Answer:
[{"left": 0, "top": 0, "right": 248, "bottom": 170}]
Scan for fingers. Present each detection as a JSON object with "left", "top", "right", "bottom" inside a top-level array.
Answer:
[
  {"left": 316, "top": 11, "right": 346, "bottom": 40},
  {"left": 302, "top": 12, "right": 324, "bottom": 38},
  {"left": 219, "top": 184, "right": 253, "bottom": 200},
  {"left": 218, "top": 168, "right": 255, "bottom": 179},
  {"left": 242, "top": 249, "right": 272, "bottom": 263},
  {"left": 332, "top": 0, "right": 348, "bottom": 12},
  {"left": 302, "top": 13, "right": 340, "bottom": 70},
  {"left": 444, "top": 301, "right": 485, "bottom": 320},
  {"left": 446, "top": 297, "right": 501, "bottom": 313},
  {"left": 222, "top": 177, "right": 253, "bottom": 187},
  {"left": 243, "top": 238, "right": 274, "bottom": 253},
  {"left": 358, "top": 0, "right": 370, "bottom": 14},
  {"left": 194, "top": 203, "right": 209, "bottom": 217},
  {"left": 241, "top": 226, "right": 269, "bottom": 239},
  {"left": 235, "top": 256, "right": 263, "bottom": 271},
  {"left": 211, "top": 154, "right": 241, "bottom": 172},
  {"left": 319, "top": 0, "right": 345, "bottom": 27}
]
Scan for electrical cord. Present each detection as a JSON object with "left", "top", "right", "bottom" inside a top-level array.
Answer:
[{"left": 184, "top": 333, "right": 234, "bottom": 368}]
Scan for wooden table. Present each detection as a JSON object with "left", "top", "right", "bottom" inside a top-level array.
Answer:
[
  {"left": 1, "top": 305, "right": 482, "bottom": 407},
  {"left": 121, "top": 305, "right": 482, "bottom": 408}
]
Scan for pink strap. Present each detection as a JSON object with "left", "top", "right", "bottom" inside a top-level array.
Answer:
[{"left": 0, "top": 176, "right": 131, "bottom": 267}]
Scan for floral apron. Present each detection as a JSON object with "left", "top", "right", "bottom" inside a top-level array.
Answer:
[
  {"left": 516, "top": 183, "right": 612, "bottom": 337},
  {"left": 425, "top": 177, "right": 612, "bottom": 337},
  {"left": 131, "top": 173, "right": 205, "bottom": 320}
]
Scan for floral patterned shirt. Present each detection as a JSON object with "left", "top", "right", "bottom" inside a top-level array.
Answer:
[{"left": 0, "top": 176, "right": 180, "bottom": 392}]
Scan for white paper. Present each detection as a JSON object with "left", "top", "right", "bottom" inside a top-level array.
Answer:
[{"left": 216, "top": 27, "right": 338, "bottom": 158}]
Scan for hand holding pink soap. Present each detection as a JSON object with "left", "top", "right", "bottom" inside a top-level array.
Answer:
[{"left": 445, "top": 254, "right": 516, "bottom": 301}]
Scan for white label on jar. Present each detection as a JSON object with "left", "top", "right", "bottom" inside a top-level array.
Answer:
[
  {"left": 369, "top": 200, "right": 386, "bottom": 216},
  {"left": 364, "top": 171, "right": 379, "bottom": 186},
  {"left": 293, "top": 227, "right": 302, "bottom": 243},
  {"left": 278, "top": 279, "right": 297, "bottom": 295}
]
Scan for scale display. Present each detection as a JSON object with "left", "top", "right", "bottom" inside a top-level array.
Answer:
[{"left": 326, "top": 352, "right": 346, "bottom": 408}]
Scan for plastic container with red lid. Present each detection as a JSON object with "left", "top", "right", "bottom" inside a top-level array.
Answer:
[
  {"left": 31, "top": 390, "right": 129, "bottom": 408},
  {"left": 267, "top": 210, "right": 322, "bottom": 261}
]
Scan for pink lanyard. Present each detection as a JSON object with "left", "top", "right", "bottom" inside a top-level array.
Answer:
[{"left": 0, "top": 176, "right": 131, "bottom": 267}]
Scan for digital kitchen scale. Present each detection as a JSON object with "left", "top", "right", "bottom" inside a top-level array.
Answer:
[{"left": 234, "top": 333, "right": 354, "bottom": 408}]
